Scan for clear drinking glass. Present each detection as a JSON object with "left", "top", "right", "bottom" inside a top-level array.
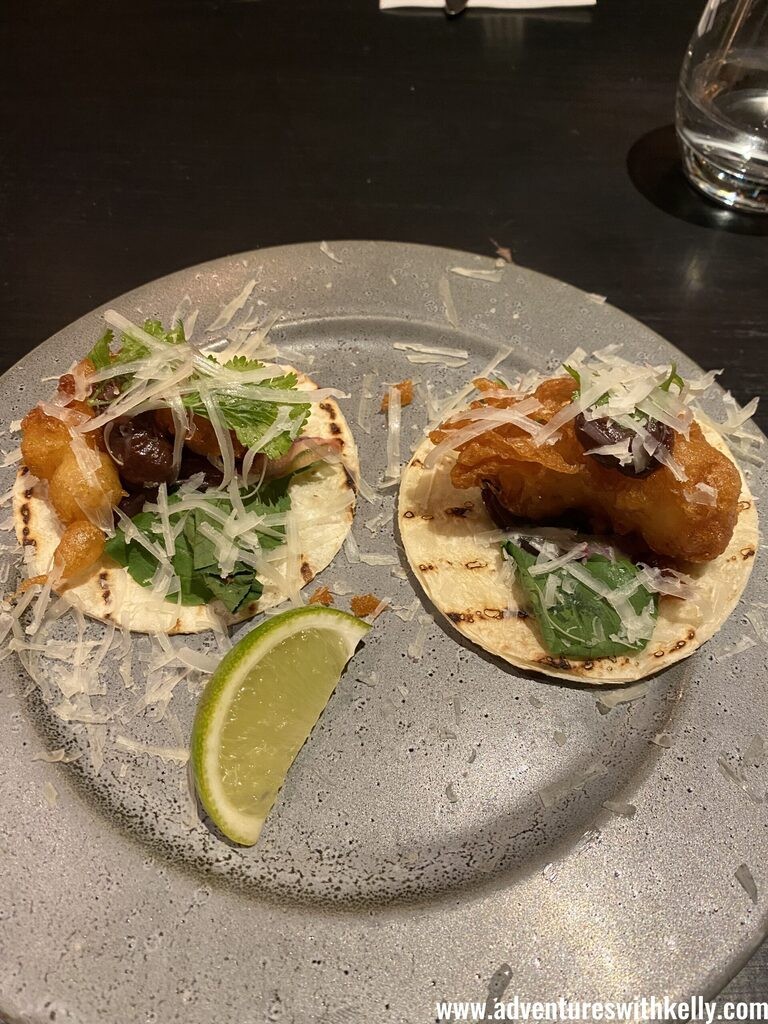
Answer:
[{"left": 676, "top": 0, "right": 768, "bottom": 213}]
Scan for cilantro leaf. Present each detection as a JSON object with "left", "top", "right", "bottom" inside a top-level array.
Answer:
[
  {"left": 563, "top": 364, "right": 581, "bottom": 389},
  {"left": 85, "top": 318, "right": 310, "bottom": 459},
  {"left": 87, "top": 319, "right": 186, "bottom": 408},
  {"left": 504, "top": 541, "right": 658, "bottom": 660},
  {"left": 86, "top": 330, "right": 113, "bottom": 371},
  {"left": 143, "top": 318, "right": 186, "bottom": 346},
  {"left": 183, "top": 362, "right": 310, "bottom": 459}
]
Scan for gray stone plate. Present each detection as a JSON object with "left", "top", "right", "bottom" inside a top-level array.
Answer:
[{"left": 0, "top": 242, "right": 766, "bottom": 1024}]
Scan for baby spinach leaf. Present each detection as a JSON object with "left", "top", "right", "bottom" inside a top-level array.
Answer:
[
  {"left": 104, "top": 480, "right": 291, "bottom": 610},
  {"left": 504, "top": 542, "right": 658, "bottom": 660}
]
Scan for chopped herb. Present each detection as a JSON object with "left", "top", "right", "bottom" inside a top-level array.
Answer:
[
  {"left": 183, "top": 358, "right": 309, "bottom": 459},
  {"left": 659, "top": 363, "right": 684, "bottom": 393},
  {"left": 504, "top": 541, "right": 658, "bottom": 659},
  {"left": 563, "top": 364, "right": 580, "bottom": 388},
  {"left": 564, "top": 364, "right": 609, "bottom": 407},
  {"left": 86, "top": 319, "right": 310, "bottom": 459},
  {"left": 86, "top": 330, "right": 113, "bottom": 371},
  {"left": 87, "top": 319, "right": 187, "bottom": 408}
]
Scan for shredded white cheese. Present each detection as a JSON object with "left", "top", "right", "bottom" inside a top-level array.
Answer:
[
  {"left": 438, "top": 275, "right": 458, "bottom": 328},
  {"left": 384, "top": 384, "right": 402, "bottom": 483},
  {"left": 407, "top": 614, "right": 432, "bottom": 660},
  {"left": 356, "top": 372, "right": 375, "bottom": 436},
  {"left": 449, "top": 266, "right": 503, "bottom": 284},
  {"left": 359, "top": 552, "right": 400, "bottom": 566},
  {"left": 205, "top": 279, "right": 257, "bottom": 333},
  {"left": 114, "top": 735, "right": 189, "bottom": 764},
  {"left": 716, "top": 635, "right": 757, "bottom": 661},
  {"left": 319, "top": 241, "right": 343, "bottom": 264},
  {"left": 393, "top": 341, "right": 469, "bottom": 359},
  {"left": 424, "top": 396, "right": 541, "bottom": 470},
  {"left": 735, "top": 863, "right": 758, "bottom": 904},
  {"left": 344, "top": 531, "right": 361, "bottom": 565}
]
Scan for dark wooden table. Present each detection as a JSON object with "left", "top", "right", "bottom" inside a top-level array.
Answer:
[{"left": 2, "top": 0, "right": 766, "bottom": 1009}]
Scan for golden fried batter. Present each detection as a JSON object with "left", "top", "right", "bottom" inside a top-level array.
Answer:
[
  {"left": 53, "top": 521, "right": 106, "bottom": 584},
  {"left": 431, "top": 377, "right": 741, "bottom": 563},
  {"left": 48, "top": 448, "right": 124, "bottom": 526},
  {"left": 21, "top": 404, "right": 104, "bottom": 480}
]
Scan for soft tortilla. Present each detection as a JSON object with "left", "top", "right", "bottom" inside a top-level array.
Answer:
[
  {"left": 14, "top": 373, "right": 358, "bottom": 634},
  {"left": 398, "top": 421, "right": 758, "bottom": 684}
]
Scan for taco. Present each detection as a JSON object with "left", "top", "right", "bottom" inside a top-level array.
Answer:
[
  {"left": 13, "top": 312, "right": 358, "bottom": 634},
  {"left": 399, "top": 349, "right": 758, "bottom": 684}
]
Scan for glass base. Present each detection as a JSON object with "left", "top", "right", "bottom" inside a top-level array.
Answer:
[{"left": 681, "top": 143, "right": 768, "bottom": 215}]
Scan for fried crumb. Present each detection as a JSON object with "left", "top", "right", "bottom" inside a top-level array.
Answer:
[
  {"left": 490, "top": 237, "right": 513, "bottom": 263},
  {"left": 351, "top": 593, "right": 385, "bottom": 618},
  {"left": 309, "top": 585, "right": 334, "bottom": 607},
  {"left": 380, "top": 380, "right": 414, "bottom": 412}
]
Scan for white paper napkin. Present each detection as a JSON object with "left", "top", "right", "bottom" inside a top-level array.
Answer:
[{"left": 381, "top": 1, "right": 595, "bottom": 8}]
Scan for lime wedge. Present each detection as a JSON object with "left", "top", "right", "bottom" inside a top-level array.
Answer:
[{"left": 190, "top": 606, "right": 371, "bottom": 846}]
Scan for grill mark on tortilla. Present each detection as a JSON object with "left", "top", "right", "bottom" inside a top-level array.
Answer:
[
  {"left": 540, "top": 655, "right": 572, "bottom": 670},
  {"left": 465, "top": 560, "right": 487, "bottom": 570},
  {"left": 403, "top": 510, "right": 415, "bottom": 519},
  {"left": 300, "top": 560, "right": 313, "bottom": 583},
  {"left": 446, "top": 505, "right": 472, "bottom": 517},
  {"left": 741, "top": 546, "right": 755, "bottom": 559},
  {"left": 329, "top": 422, "right": 341, "bottom": 436},
  {"left": 447, "top": 611, "right": 474, "bottom": 624},
  {"left": 20, "top": 503, "right": 30, "bottom": 525},
  {"left": 448, "top": 608, "right": 504, "bottom": 622},
  {"left": 418, "top": 563, "right": 436, "bottom": 572},
  {"left": 319, "top": 402, "right": 336, "bottom": 420},
  {"left": 739, "top": 500, "right": 752, "bottom": 511}
]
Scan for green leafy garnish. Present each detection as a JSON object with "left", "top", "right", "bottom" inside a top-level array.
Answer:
[
  {"left": 183, "top": 357, "right": 309, "bottom": 460},
  {"left": 86, "top": 319, "right": 187, "bottom": 408},
  {"left": 143, "top": 318, "right": 187, "bottom": 346},
  {"left": 659, "top": 363, "right": 684, "bottom": 394},
  {"left": 504, "top": 541, "right": 658, "bottom": 660},
  {"left": 563, "top": 364, "right": 581, "bottom": 388},
  {"left": 104, "top": 479, "right": 291, "bottom": 614},
  {"left": 563, "top": 364, "right": 610, "bottom": 407},
  {"left": 86, "top": 330, "right": 113, "bottom": 371},
  {"left": 86, "top": 319, "right": 310, "bottom": 459},
  {"left": 565, "top": 361, "right": 686, "bottom": 420}
]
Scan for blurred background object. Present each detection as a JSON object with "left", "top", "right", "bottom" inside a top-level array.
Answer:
[
  {"left": 677, "top": 0, "right": 768, "bottom": 213},
  {"left": 380, "top": 0, "right": 595, "bottom": 9}
]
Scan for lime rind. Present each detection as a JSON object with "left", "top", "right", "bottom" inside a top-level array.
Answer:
[{"left": 190, "top": 606, "right": 371, "bottom": 845}]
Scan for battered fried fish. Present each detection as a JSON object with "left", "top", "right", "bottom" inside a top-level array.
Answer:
[{"left": 430, "top": 377, "right": 741, "bottom": 563}]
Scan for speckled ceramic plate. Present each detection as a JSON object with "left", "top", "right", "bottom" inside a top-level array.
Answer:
[{"left": 1, "top": 242, "right": 766, "bottom": 1024}]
